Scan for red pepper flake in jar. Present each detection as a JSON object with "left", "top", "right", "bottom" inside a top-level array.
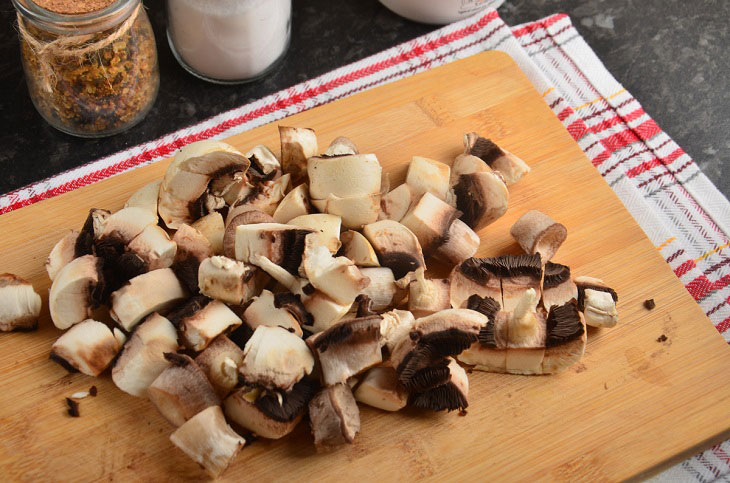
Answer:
[{"left": 13, "top": 0, "right": 159, "bottom": 137}]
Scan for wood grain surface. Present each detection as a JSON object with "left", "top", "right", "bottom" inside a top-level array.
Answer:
[{"left": 1, "top": 51, "right": 728, "bottom": 481}]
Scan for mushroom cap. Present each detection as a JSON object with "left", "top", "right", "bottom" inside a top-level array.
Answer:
[
  {"left": 405, "top": 156, "right": 451, "bottom": 201},
  {"left": 452, "top": 171, "right": 508, "bottom": 230},
  {"left": 50, "top": 319, "right": 121, "bottom": 376},
  {"left": 575, "top": 276, "right": 618, "bottom": 328},
  {"left": 0, "top": 273, "right": 42, "bottom": 332},
  {"left": 49, "top": 255, "right": 102, "bottom": 330},
  {"left": 339, "top": 230, "right": 380, "bottom": 267},
  {"left": 362, "top": 220, "right": 426, "bottom": 280},
  {"left": 273, "top": 183, "right": 311, "bottom": 224},
  {"left": 542, "top": 262, "right": 577, "bottom": 309},
  {"left": 124, "top": 180, "right": 161, "bottom": 215},
  {"left": 378, "top": 183, "right": 413, "bottom": 223},
  {"left": 542, "top": 304, "right": 586, "bottom": 373},
  {"left": 450, "top": 153, "right": 492, "bottom": 186},
  {"left": 302, "top": 290, "right": 353, "bottom": 333},
  {"left": 240, "top": 326, "right": 315, "bottom": 391},
  {"left": 408, "top": 357, "right": 469, "bottom": 412},
  {"left": 449, "top": 257, "right": 502, "bottom": 310},
  {"left": 111, "top": 313, "right": 179, "bottom": 397},
  {"left": 110, "top": 268, "right": 188, "bottom": 331},
  {"left": 510, "top": 210, "right": 567, "bottom": 263},
  {"left": 223, "top": 209, "right": 275, "bottom": 259},
  {"left": 46, "top": 230, "right": 79, "bottom": 282},
  {"left": 308, "top": 383, "right": 360, "bottom": 451},
  {"left": 170, "top": 405, "right": 246, "bottom": 479},
  {"left": 463, "top": 133, "right": 530, "bottom": 185},
  {"left": 230, "top": 173, "right": 290, "bottom": 216},
  {"left": 245, "top": 144, "right": 281, "bottom": 177}
]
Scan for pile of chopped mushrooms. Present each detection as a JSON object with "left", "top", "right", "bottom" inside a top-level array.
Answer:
[{"left": 0, "top": 128, "right": 619, "bottom": 478}]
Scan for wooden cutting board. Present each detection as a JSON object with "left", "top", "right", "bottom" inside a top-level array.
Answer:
[{"left": 1, "top": 51, "right": 729, "bottom": 481}]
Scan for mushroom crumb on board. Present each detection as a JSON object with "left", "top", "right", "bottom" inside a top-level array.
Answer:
[
  {"left": 6, "top": 127, "right": 624, "bottom": 478},
  {"left": 644, "top": 299, "right": 656, "bottom": 310}
]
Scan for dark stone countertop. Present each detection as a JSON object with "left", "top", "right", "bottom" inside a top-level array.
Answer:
[{"left": 0, "top": 0, "right": 727, "bottom": 198}]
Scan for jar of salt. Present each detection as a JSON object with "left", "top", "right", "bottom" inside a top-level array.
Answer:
[{"left": 166, "top": 0, "right": 291, "bottom": 84}]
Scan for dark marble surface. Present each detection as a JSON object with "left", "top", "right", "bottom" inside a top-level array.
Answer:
[{"left": 0, "top": 0, "right": 727, "bottom": 198}]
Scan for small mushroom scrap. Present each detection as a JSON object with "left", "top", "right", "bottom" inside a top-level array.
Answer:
[
  {"left": 125, "top": 225, "right": 177, "bottom": 272},
  {"left": 169, "top": 405, "right": 246, "bottom": 479},
  {"left": 463, "top": 132, "right": 531, "bottom": 185},
  {"left": 308, "top": 383, "right": 360, "bottom": 451},
  {"left": 222, "top": 208, "right": 275, "bottom": 258},
  {"left": 50, "top": 319, "right": 122, "bottom": 376},
  {"left": 0, "top": 274, "right": 42, "bottom": 332},
  {"left": 510, "top": 210, "right": 567, "bottom": 263},
  {"left": 576, "top": 276, "right": 619, "bottom": 328},
  {"left": 111, "top": 313, "right": 179, "bottom": 397}
]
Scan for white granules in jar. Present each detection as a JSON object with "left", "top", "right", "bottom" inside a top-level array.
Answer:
[{"left": 167, "top": 0, "right": 291, "bottom": 82}]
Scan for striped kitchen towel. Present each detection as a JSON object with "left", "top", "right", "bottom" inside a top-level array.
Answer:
[{"left": 2, "top": 8, "right": 728, "bottom": 480}]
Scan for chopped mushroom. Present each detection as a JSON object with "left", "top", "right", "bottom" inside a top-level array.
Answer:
[
  {"left": 0, "top": 273, "right": 42, "bottom": 332},
  {"left": 279, "top": 126, "right": 317, "bottom": 182},
  {"left": 148, "top": 353, "right": 221, "bottom": 427},
  {"left": 357, "top": 267, "right": 399, "bottom": 311},
  {"left": 178, "top": 299, "right": 242, "bottom": 352},
  {"left": 194, "top": 335, "right": 244, "bottom": 398},
  {"left": 542, "top": 301, "right": 586, "bottom": 373},
  {"left": 234, "top": 223, "right": 313, "bottom": 275},
  {"left": 576, "top": 276, "right": 618, "bottom": 328},
  {"left": 50, "top": 319, "right": 122, "bottom": 376},
  {"left": 433, "top": 219, "right": 480, "bottom": 266},
  {"left": 190, "top": 212, "right": 225, "bottom": 255},
  {"left": 353, "top": 366, "right": 408, "bottom": 412},
  {"left": 448, "top": 257, "right": 502, "bottom": 310},
  {"left": 169, "top": 406, "right": 246, "bottom": 479},
  {"left": 463, "top": 133, "right": 530, "bottom": 185},
  {"left": 307, "top": 315, "right": 382, "bottom": 385},
  {"left": 198, "top": 256, "right": 262, "bottom": 305},
  {"left": 339, "top": 230, "right": 380, "bottom": 267},
  {"left": 158, "top": 140, "right": 249, "bottom": 229},
  {"left": 288, "top": 213, "right": 342, "bottom": 254},
  {"left": 172, "top": 224, "right": 213, "bottom": 293},
  {"left": 239, "top": 326, "right": 315, "bottom": 392},
  {"left": 308, "top": 383, "right": 360, "bottom": 451},
  {"left": 272, "top": 183, "right": 311, "bottom": 223},
  {"left": 302, "top": 290, "right": 353, "bottom": 333},
  {"left": 400, "top": 192, "right": 461, "bottom": 255},
  {"left": 324, "top": 136, "right": 358, "bottom": 156},
  {"left": 408, "top": 274, "right": 451, "bottom": 318},
  {"left": 311, "top": 192, "right": 382, "bottom": 230},
  {"left": 408, "top": 357, "right": 468, "bottom": 412},
  {"left": 362, "top": 220, "right": 426, "bottom": 279},
  {"left": 451, "top": 170, "right": 509, "bottom": 231},
  {"left": 74, "top": 208, "right": 111, "bottom": 256},
  {"left": 378, "top": 309, "right": 416, "bottom": 362},
  {"left": 510, "top": 210, "right": 567, "bottom": 263},
  {"left": 378, "top": 184, "right": 413, "bottom": 222},
  {"left": 46, "top": 230, "right": 79, "bottom": 281},
  {"left": 98, "top": 206, "right": 157, "bottom": 246},
  {"left": 111, "top": 313, "right": 179, "bottom": 397},
  {"left": 222, "top": 208, "right": 275, "bottom": 258},
  {"left": 49, "top": 255, "right": 104, "bottom": 330},
  {"left": 126, "top": 225, "right": 177, "bottom": 272},
  {"left": 229, "top": 173, "right": 291, "bottom": 216},
  {"left": 450, "top": 153, "right": 492, "bottom": 184},
  {"left": 301, "top": 241, "right": 371, "bottom": 306},
  {"left": 243, "top": 289, "right": 304, "bottom": 337},
  {"left": 245, "top": 144, "right": 282, "bottom": 179},
  {"left": 223, "top": 384, "right": 306, "bottom": 440},
  {"left": 541, "top": 262, "right": 577, "bottom": 309},
  {"left": 405, "top": 156, "right": 451, "bottom": 201},
  {"left": 124, "top": 180, "right": 161, "bottom": 214},
  {"left": 110, "top": 268, "right": 188, "bottom": 331}
]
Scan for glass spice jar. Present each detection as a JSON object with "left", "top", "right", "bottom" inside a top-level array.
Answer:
[{"left": 12, "top": 0, "right": 159, "bottom": 138}]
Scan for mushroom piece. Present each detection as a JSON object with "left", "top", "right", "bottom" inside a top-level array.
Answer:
[
  {"left": 433, "top": 219, "right": 480, "bottom": 266},
  {"left": 229, "top": 173, "right": 291, "bottom": 217},
  {"left": 408, "top": 274, "right": 451, "bottom": 318},
  {"left": 451, "top": 171, "right": 509, "bottom": 231},
  {"left": 110, "top": 268, "right": 188, "bottom": 331},
  {"left": 510, "top": 210, "right": 568, "bottom": 263},
  {"left": 246, "top": 144, "right": 282, "bottom": 177},
  {"left": 272, "top": 183, "right": 311, "bottom": 224},
  {"left": 307, "top": 153, "right": 381, "bottom": 201},
  {"left": 405, "top": 156, "right": 451, "bottom": 201},
  {"left": 448, "top": 257, "right": 502, "bottom": 310},
  {"left": 234, "top": 223, "right": 313, "bottom": 275},
  {"left": 195, "top": 335, "right": 244, "bottom": 398},
  {"left": 542, "top": 262, "right": 577, "bottom": 309},
  {"left": 191, "top": 212, "right": 225, "bottom": 255},
  {"left": 170, "top": 405, "right": 245, "bottom": 479},
  {"left": 378, "top": 184, "right": 413, "bottom": 222},
  {"left": 499, "top": 254, "right": 543, "bottom": 312},
  {"left": 148, "top": 353, "right": 221, "bottom": 426},
  {"left": 49, "top": 255, "right": 104, "bottom": 330},
  {"left": 288, "top": 213, "right": 342, "bottom": 254},
  {"left": 391, "top": 309, "right": 484, "bottom": 387},
  {"left": 177, "top": 299, "right": 242, "bottom": 352},
  {"left": 74, "top": 208, "right": 111, "bottom": 256},
  {"left": 158, "top": 141, "right": 250, "bottom": 229},
  {"left": 324, "top": 136, "right": 358, "bottom": 156},
  {"left": 198, "top": 256, "right": 262, "bottom": 305},
  {"left": 302, "top": 290, "right": 353, "bottom": 333},
  {"left": 124, "top": 180, "right": 161, "bottom": 215},
  {"left": 575, "top": 276, "right": 619, "bottom": 328},
  {"left": 400, "top": 192, "right": 460, "bottom": 255},
  {"left": 111, "top": 313, "right": 179, "bottom": 397},
  {"left": 302, "top": 242, "right": 371, "bottom": 306},
  {"left": 542, "top": 301, "right": 586, "bottom": 373},
  {"left": 362, "top": 220, "right": 426, "bottom": 279},
  {"left": 450, "top": 153, "right": 492, "bottom": 184},
  {"left": 50, "top": 319, "right": 121, "bottom": 376},
  {"left": 279, "top": 126, "right": 317, "bottom": 182},
  {"left": 378, "top": 309, "right": 416, "bottom": 362},
  {"left": 357, "top": 267, "right": 400, "bottom": 311},
  {"left": 171, "top": 224, "right": 213, "bottom": 293},
  {"left": 98, "top": 206, "right": 158, "bottom": 245},
  {"left": 307, "top": 315, "right": 382, "bottom": 385},
  {"left": 222, "top": 208, "right": 275, "bottom": 258},
  {"left": 46, "top": 230, "right": 80, "bottom": 281},
  {"left": 126, "top": 225, "right": 177, "bottom": 271},
  {"left": 463, "top": 133, "right": 530, "bottom": 185},
  {"left": 409, "top": 357, "right": 468, "bottom": 412},
  {"left": 339, "top": 230, "right": 379, "bottom": 267},
  {"left": 243, "top": 290, "right": 304, "bottom": 337},
  {"left": 0, "top": 274, "right": 42, "bottom": 332},
  {"left": 353, "top": 366, "right": 408, "bottom": 412},
  {"left": 311, "top": 193, "right": 381, "bottom": 230},
  {"left": 308, "top": 383, "right": 360, "bottom": 451},
  {"left": 239, "top": 325, "right": 315, "bottom": 392}
]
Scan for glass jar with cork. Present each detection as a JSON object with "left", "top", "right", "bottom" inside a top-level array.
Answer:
[{"left": 12, "top": 0, "right": 159, "bottom": 138}]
